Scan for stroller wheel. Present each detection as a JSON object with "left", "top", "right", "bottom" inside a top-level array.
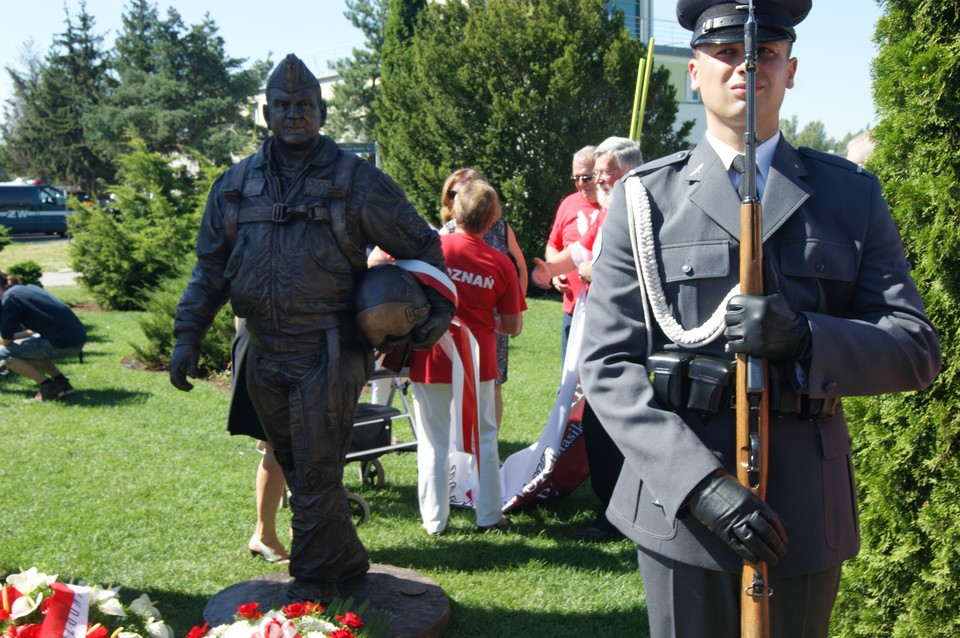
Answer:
[
  {"left": 346, "top": 490, "right": 371, "bottom": 526},
  {"left": 360, "top": 459, "right": 385, "bottom": 489}
]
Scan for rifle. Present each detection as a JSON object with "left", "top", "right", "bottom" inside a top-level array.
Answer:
[{"left": 736, "top": 2, "right": 773, "bottom": 636}]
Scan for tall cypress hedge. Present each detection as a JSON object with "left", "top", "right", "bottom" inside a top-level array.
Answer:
[{"left": 832, "top": 1, "right": 960, "bottom": 635}]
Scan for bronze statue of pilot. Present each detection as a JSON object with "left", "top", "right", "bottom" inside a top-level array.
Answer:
[{"left": 170, "top": 54, "right": 453, "bottom": 604}]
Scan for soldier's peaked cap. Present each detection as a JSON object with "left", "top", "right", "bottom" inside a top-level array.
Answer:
[
  {"left": 266, "top": 53, "right": 321, "bottom": 93},
  {"left": 677, "top": 0, "right": 811, "bottom": 46}
]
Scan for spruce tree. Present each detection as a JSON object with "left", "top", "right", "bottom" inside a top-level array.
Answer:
[
  {"left": 2, "top": 4, "right": 112, "bottom": 192},
  {"left": 86, "top": 1, "right": 270, "bottom": 167},
  {"left": 324, "top": 0, "right": 389, "bottom": 143}
]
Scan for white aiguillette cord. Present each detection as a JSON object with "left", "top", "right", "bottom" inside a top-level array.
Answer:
[{"left": 625, "top": 177, "right": 739, "bottom": 354}]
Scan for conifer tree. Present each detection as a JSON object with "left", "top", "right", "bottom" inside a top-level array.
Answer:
[
  {"left": 377, "top": 0, "right": 691, "bottom": 261},
  {"left": 831, "top": 1, "right": 959, "bottom": 635},
  {"left": 86, "top": 1, "right": 270, "bottom": 168},
  {"left": 2, "top": 4, "right": 112, "bottom": 191},
  {"left": 325, "top": 0, "right": 389, "bottom": 143}
]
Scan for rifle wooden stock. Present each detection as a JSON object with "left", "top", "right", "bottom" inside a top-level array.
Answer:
[{"left": 737, "top": 198, "right": 771, "bottom": 637}]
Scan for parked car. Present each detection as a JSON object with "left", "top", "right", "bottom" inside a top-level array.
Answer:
[{"left": 0, "top": 181, "right": 74, "bottom": 236}]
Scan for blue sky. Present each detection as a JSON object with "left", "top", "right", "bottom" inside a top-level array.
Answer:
[{"left": 1, "top": 0, "right": 881, "bottom": 140}]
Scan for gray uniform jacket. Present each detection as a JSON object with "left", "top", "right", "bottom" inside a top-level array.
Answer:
[
  {"left": 579, "top": 137, "right": 940, "bottom": 577},
  {"left": 175, "top": 136, "right": 445, "bottom": 352}
]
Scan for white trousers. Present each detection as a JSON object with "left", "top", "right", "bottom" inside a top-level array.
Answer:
[{"left": 411, "top": 380, "right": 502, "bottom": 533}]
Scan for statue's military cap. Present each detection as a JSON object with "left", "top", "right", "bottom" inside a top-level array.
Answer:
[
  {"left": 267, "top": 53, "right": 321, "bottom": 94},
  {"left": 677, "top": 0, "right": 811, "bottom": 46}
]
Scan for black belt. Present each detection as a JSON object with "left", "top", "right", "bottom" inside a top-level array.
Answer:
[{"left": 647, "top": 352, "right": 838, "bottom": 420}]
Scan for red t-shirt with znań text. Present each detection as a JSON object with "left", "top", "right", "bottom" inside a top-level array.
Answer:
[{"left": 410, "top": 232, "right": 526, "bottom": 384}]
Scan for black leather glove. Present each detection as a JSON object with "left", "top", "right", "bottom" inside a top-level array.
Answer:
[
  {"left": 169, "top": 342, "right": 201, "bottom": 392},
  {"left": 686, "top": 470, "right": 788, "bottom": 566},
  {"left": 724, "top": 293, "right": 811, "bottom": 361},
  {"left": 410, "top": 286, "right": 455, "bottom": 350}
]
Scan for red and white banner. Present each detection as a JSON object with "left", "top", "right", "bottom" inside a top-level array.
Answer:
[
  {"left": 500, "top": 289, "right": 590, "bottom": 513},
  {"left": 39, "top": 582, "right": 91, "bottom": 638}
]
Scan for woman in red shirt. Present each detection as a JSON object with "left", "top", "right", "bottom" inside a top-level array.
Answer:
[{"left": 409, "top": 179, "right": 525, "bottom": 535}]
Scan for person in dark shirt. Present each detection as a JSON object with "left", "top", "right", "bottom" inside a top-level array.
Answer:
[{"left": 0, "top": 271, "right": 87, "bottom": 401}]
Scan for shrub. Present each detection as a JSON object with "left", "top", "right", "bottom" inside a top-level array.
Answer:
[
  {"left": 132, "top": 261, "right": 235, "bottom": 374},
  {"left": 7, "top": 260, "right": 43, "bottom": 287},
  {"left": 69, "top": 135, "right": 220, "bottom": 310},
  {"left": 831, "top": 1, "right": 960, "bottom": 636},
  {"left": 0, "top": 224, "right": 10, "bottom": 252}
]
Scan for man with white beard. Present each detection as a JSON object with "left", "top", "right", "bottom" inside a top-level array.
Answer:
[
  {"left": 530, "top": 135, "right": 643, "bottom": 542},
  {"left": 532, "top": 137, "right": 643, "bottom": 288}
]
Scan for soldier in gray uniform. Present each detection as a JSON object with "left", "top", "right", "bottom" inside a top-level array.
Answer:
[
  {"left": 578, "top": 2, "right": 941, "bottom": 636},
  {"left": 170, "top": 54, "right": 453, "bottom": 604}
]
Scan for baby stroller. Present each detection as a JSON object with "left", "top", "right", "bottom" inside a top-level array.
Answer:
[{"left": 344, "top": 367, "right": 417, "bottom": 525}]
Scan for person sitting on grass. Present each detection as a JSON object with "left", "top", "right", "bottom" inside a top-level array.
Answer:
[{"left": 0, "top": 270, "right": 87, "bottom": 401}]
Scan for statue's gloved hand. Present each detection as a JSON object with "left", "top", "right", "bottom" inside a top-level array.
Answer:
[
  {"left": 410, "top": 309, "right": 454, "bottom": 350},
  {"left": 685, "top": 470, "right": 788, "bottom": 566},
  {"left": 169, "top": 342, "right": 201, "bottom": 392},
  {"left": 724, "top": 293, "right": 811, "bottom": 361},
  {"left": 377, "top": 334, "right": 410, "bottom": 354},
  {"left": 410, "top": 286, "right": 455, "bottom": 350}
]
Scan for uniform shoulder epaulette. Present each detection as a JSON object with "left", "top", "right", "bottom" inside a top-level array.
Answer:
[
  {"left": 798, "top": 146, "right": 872, "bottom": 176},
  {"left": 626, "top": 150, "right": 692, "bottom": 178}
]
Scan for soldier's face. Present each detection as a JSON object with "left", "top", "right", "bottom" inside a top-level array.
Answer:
[
  {"left": 689, "top": 40, "right": 796, "bottom": 139},
  {"left": 264, "top": 87, "right": 325, "bottom": 148}
]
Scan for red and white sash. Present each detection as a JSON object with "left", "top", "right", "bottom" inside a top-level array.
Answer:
[{"left": 394, "top": 259, "right": 481, "bottom": 505}]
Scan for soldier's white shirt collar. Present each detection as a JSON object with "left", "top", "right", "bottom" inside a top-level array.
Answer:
[{"left": 705, "top": 131, "right": 780, "bottom": 199}]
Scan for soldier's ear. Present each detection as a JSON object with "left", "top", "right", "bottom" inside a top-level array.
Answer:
[
  {"left": 261, "top": 103, "right": 269, "bottom": 124},
  {"left": 318, "top": 96, "right": 328, "bottom": 129}
]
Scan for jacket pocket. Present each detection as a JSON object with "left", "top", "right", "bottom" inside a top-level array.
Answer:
[
  {"left": 660, "top": 240, "right": 732, "bottom": 327},
  {"left": 818, "top": 417, "right": 859, "bottom": 550},
  {"left": 780, "top": 237, "right": 856, "bottom": 282}
]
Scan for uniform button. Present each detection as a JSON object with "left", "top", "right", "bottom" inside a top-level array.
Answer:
[
  {"left": 823, "top": 381, "right": 838, "bottom": 392},
  {"left": 682, "top": 264, "right": 693, "bottom": 274},
  {"left": 815, "top": 262, "right": 826, "bottom": 272}
]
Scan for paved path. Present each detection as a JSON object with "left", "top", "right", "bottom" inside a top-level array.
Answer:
[{"left": 40, "top": 269, "right": 79, "bottom": 287}]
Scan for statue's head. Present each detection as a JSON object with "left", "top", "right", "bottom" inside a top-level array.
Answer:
[{"left": 262, "top": 54, "right": 327, "bottom": 147}]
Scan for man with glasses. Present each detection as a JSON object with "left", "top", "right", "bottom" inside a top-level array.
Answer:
[
  {"left": 545, "top": 146, "right": 601, "bottom": 363},
  {"left": 533, "top": 136, "right": 643, "bottom": 542},
  {"left": 533, "top": 137, "right": 643, "bottom": 289}
]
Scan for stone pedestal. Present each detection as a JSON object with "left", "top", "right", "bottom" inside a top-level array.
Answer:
[{"left": 203, "top": 564, "right": 449, "bottom": 638}]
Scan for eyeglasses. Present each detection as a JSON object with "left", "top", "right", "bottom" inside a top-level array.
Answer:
[
  {"left": 592, "top": 170, "right": 622, "bottom": 181},
  {"left": 571, "top": 175, "right": 594, "bottom": 184}
]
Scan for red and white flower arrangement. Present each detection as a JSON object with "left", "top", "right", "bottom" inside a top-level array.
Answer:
[
  {"left": 186, "top": 601, "right": 375, "bottom": 638},
  {"left": 1, "top": 567, "right": 172, "bottom": 638}
]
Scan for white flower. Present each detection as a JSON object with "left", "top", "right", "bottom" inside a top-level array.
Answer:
[
  {"left": 10, "top": 593, "right": 42, "bottom": 619},
  {"left": 117, "top": 632, "right": 143, "bottom": 638},
  {"left": 91, "top": 585, "right": 127, "bottom": 617},
  {"left": 130, "top": 593, "right": 162, "bottom": 620},
  {"left": 147, "top": 620, "right": 174, "bottom": 638},
  {"left": 6, "top": 567, "right": 56, "bottom": 595},
  {"left": 221, "top": 620, "right": 260, "bottom": 638},
  {"left": 295, "top": 617, "right": 338, "bottom": 635}
]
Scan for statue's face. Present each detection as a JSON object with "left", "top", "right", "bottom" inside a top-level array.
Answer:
[{"left": 263, "top": 86, "right": 325, "bottom": 148}]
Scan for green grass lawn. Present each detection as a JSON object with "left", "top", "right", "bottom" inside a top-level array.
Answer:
[
  {"left": 0, "top": 278, "right": 648, "bottom": 637},
  {"left": 0, "top": 236, "right": 74, "bottom": 272}
]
